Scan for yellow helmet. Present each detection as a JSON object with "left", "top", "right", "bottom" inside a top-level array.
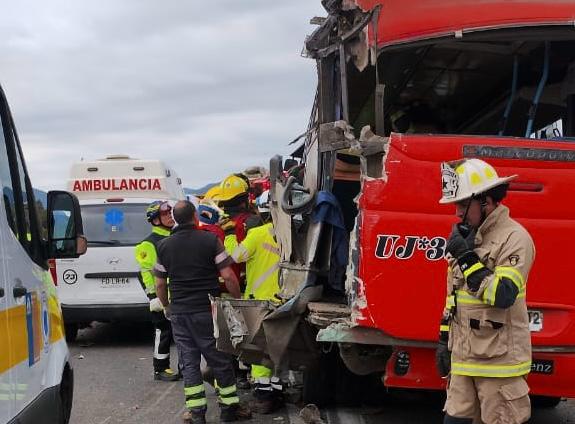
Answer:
[
  {"left": 439, "top": 158, "right": 516, "bottom": 204},
  {"left": 203, "top": 185, "right": 222, "bottom": 201},
  {"left": 214, "top": 174, "right": 249, "bottom": 202}
]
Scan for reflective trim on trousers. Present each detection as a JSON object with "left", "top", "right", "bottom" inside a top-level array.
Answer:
[
  {"left": 451, "top": 360, "right": 532, "bottom": 378},
  {"left": 185, "top": 385, "right": 207, "bottom": 409},
  {"left": 218, "top": 384, "right": 240, "bottom": 405}
]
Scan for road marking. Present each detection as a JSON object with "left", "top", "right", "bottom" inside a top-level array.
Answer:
[{"left": 98, "top": 417, "right": 111, "bottom": 424}]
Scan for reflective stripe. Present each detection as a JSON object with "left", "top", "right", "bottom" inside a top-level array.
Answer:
[
  {"left": 218, "top": 385, "right": 237, "bottom": 396},
  {"left": 440, "top": 325, "right": 450, "bottom": 332},
  {"left": 215, "top": 251, "right": 229, "bottom": 265},
  {"left": 463, "top": 262, "right": 485, "bottom": 279},
  {"left": 262, "top": 242, "right": 280, "bottom": 256},
  {"left": 452, "top": 360, "right": 531, "bottom": 377},
  {"left": 219, "top": 395, "right": 240, "bottom": 405},
  {"left": 154, "top": 329, "right": 170, "bottom": 359},
  {"left": 495, "top": 266, "right": 524, "bottom": 290},
  {"left": 185, "top": 385, "right": 207, "bottom": 408},
  {"left": 231, "top": 244, "right": 249, "bottom": 263},
  {"left": 482, "top": 275, "right": 500, "bottom": 306},
  {"left": 185, "top": 385, "right": 205, "bottom": 396},
  {"left": 218, "top": 384, "right": 239, "bottom": 405},
  {"left": 445, "top": 295, "right": 455, "bottom": 308},
  {"left": 186, "top": 398, "right": 208, "bottom": 408},
  {"left": 457, "top": 288, "right": 526, "bottom": 306},
  {"left": 250, "top": 263, "right": 280, "bottom": 298},
  {"left": 455, "top": 290, "right": 483, "bottom": 305}
]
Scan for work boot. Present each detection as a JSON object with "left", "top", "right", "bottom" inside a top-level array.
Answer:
[
  {"left": 182, "top": 409, "right": 206, "bottom": 424},
  {"left": 250, "top": 397, "right": 284, "bottom": 414},
  {"left": 236, "top": 376, "right": 251, "bottom": 390},
  {"left": 219, "top": 403, "right": 252, "bottom": 422},
  {"left": 154, "top": 368, "right": 179, "bottom": 382}
]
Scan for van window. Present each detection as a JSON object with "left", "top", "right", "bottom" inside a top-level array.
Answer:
[
  {"left": 82, "top": 204, "right": 151, "bottom": 247},
  {"left": 0, "top": 136, "right": 17, "bottom": 234}
]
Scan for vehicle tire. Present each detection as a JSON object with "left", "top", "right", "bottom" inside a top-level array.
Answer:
[
  {"left": 64, "top": 323, "right": 78, "bottom": 342},
  {"left": 58, "top": 365, "right": 74, "bottom": 424},
  {"left": 303, "top": 346, "right": 386, "bottom": 407},
  {"left": 531, "top": 395, "right": 562, "bottom": 408}
]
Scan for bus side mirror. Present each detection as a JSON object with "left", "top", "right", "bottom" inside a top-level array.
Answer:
[{"left": 47, "top": 191, "right": 87, "bottom": 258}]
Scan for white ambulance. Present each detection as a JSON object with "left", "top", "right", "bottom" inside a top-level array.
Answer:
[
  {"left": 0, "top": 84, "right": 86, "bottom": 423},
  {"left": 54, "top": 155, "right": 185, "bottom": 341}
]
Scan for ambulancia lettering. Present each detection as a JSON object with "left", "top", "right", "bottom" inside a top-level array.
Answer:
[
  {"left": 375, "top": 235, "right": 447, "bottom": 261},
  {"left": 72, "top": 178, "right": 162, "bottom": 192}
]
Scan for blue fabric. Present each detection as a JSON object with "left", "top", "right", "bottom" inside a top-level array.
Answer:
[{"left": 312, "top": 191, "right": 349, "bottom": 292}]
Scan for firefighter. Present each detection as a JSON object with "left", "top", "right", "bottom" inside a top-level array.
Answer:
[
  {"left": 154, "top": 200, "right": 251, "bottom": 424},
  {"left": 134, "top": 200, "right": 180, "bottom": 381},
  {"left": 213, "top": 174, "right": 254, "bottom": 259},
  {"left": 231, "top": 190, "right": 283, "bottom": 413},
  {"left": 436, "top": 159, "right": 535, "bottom": 424},
  {"left": 213, "top": 173, "right": 256, "bottom": 388}
]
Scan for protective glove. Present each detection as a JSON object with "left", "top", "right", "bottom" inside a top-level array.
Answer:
[
  {"left": 149, "top": 297, "right": 164, "bottom": 312},
  {"left": 164, "top": 305, "right": 172, "bottom": 321},
  {"left": 445, "top": 224, "right": 476, "bottom": 259},
  {"left": 435, "top": 340, "right": 451, "bottom": 378}
]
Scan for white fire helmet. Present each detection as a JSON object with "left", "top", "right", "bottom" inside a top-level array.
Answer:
[
  {"left": 256, "top": 190, "right": 270, "bottom": 213},
  {"left": 439, "top": 158, "right": 517, "bottom": 204}
]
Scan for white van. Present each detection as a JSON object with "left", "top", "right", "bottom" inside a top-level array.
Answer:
[
  {"left": 0, "top": 85, "right": 86, "bottom": 423},
  {"left": 55, "top": 155, "right": 185, "bottom": 340}
]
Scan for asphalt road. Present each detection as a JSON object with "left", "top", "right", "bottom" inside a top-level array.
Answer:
[{"left": 68, "top": 322, "right": 575, "bottom": 424}]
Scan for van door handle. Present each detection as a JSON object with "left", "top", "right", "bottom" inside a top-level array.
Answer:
[
  {"left": 0, "top": 288, "right": 4, "bottom": 298},
  {"left": 13, "top": 287, "right": 27, "bottom": 298}
]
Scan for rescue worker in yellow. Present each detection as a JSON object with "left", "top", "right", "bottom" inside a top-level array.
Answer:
[
  {"left": 231, "top": 190, "right": 283, "bottom": 413},
  {"left": 134, "top": 200, "right": 180, "bottom": 381},
  {"left": 436, "top": 159, "right": 535, "bottom": 424}
]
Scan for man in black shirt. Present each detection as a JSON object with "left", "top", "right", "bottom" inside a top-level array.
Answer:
[{"left": 154, "top": 200, "right": 251, "bottom": 424}]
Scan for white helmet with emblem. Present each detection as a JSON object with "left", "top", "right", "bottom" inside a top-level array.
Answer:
[
  {"left": 439, "top": 158, "right": 516, "bottom": 204},
  {"left": 256, "top": 190, "right": 270, "bottom": 213}
]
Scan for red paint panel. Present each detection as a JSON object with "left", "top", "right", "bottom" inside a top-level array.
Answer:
[
  {"left": 356, "top": 134, "right": 575, "bottom": 347},
  {"left": 354, "top": 0, "right": 575, "bottom": 47}
]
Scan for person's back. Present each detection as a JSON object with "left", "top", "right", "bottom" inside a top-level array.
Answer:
[
  {"left": 153, "top": 200, "right": 250, "bottom": 424},
  {"left": 234, "top": 221, "right": 279, "bottom": 301},
  {"left": 156, "top": 226, "right": 222, "bottom": 313}
]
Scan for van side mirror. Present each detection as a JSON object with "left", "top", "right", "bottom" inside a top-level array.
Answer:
[{"left": 47, "top": 191, "right": 87, "bottom": 258}]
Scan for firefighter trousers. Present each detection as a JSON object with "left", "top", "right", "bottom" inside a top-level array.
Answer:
[
  {"left": 171, "top": 311, "right": 239, "bottom": 411},
  {"left": 444, "top": 374, "right": 531, "bottom": 424},
  {"left": 151, "top": 311, "right": 173, "bottom": 372}
]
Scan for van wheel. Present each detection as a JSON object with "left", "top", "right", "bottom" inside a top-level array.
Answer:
[
  {"left": 58, "top": 365, "right": 74, "bottom": 424},
  {"left": 531, "top": 395, "right": 562, "bottom": 408},
  {"left": 65, "top": 323, "right": 78, "bottom": 342}
]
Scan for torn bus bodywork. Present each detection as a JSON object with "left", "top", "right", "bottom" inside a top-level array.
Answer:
[{"left": 214, "top": 0, "right": 575, "bottom": 400}]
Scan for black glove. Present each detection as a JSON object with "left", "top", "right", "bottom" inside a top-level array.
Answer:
[
  {"left": 435, "top": 340, "right": 451, "bottom": 377},
  {"left": 445, "top": 224, "right": 476, "bottom": 259}
]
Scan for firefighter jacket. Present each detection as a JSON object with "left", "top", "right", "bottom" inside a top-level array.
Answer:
[
  {"left": 134, "top": 226, "right": 171, "bottom": 299},
  {"left": 231, "top": 222, "right": 280, "bottom": 301},
  {"left": 441, "top": 205, "right": 535, "bottom": 378}
]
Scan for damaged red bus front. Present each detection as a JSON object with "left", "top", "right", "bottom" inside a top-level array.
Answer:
[{"left": 213, "top": 0, "right": 575, "bottom": 405}]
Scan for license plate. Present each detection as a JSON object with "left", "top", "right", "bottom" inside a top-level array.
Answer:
[
  {"left": 101, "top": 277, "right": 130, "bottom": 287},
  {"left": 528, "top": 310, "right": 543, "bottom": 332},
  {"left": 531, "top": 359, "right": 554, "bottom": 375}
]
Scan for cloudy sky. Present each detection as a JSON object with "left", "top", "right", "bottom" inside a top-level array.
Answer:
[{"left": 1, "top": 1, "right": 325, "bottom": 191}]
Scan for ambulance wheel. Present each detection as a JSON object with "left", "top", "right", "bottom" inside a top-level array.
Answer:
[
  {"left": 531, "top": 395, "right": 562, "bottom": 408},
  {"left": 65, "top": 323, "right": 78, "bottom": 342},
  {"left": 58, "top": 365, "right": 74, "bottom": 424}
]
